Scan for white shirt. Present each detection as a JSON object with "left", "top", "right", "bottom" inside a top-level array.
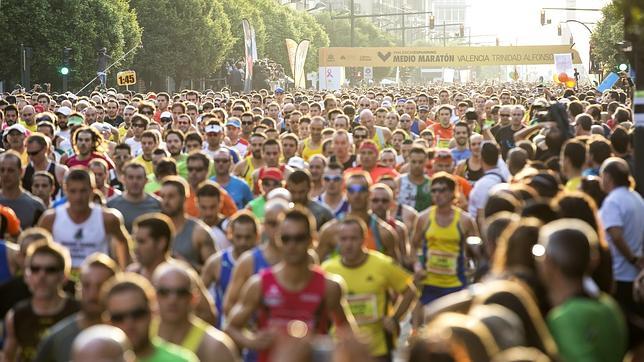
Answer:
[{"left": 468, "top": 167, "right": 507, "bottom": 219}]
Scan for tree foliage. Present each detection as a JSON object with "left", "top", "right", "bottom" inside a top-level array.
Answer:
[
  {"left": 216, "top": 0, "right": 267, "bottom": 62},
  {"left": 590, "top": 2, "right": 626, "bottom": 73},
  {"left": 130, "top": 0, "right": 234, "bottom": 88},
  {"left": 0, "top": 0, "right": 141, "bottom": 91}
]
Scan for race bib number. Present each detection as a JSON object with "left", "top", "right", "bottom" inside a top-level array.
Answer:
[
  {"left": 346, "top": 293, "right": 379, "bottom": 325},
  {"left": 426, "top": 250, "right": 458, "bottom": 275}
]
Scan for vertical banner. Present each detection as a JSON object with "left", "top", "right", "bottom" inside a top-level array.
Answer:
[
  {"left": 443, "top": 68, "right": 455, "bottom": 83},
  {"left": 285, "top": 39, "right": 298, "bottom": 81},
  {"left": 250, "top": 24, "right": 258, "bottom": 60},
  {"left": 242, "top": 19, "right": 254, "bottom": 93},
  {"left": 319, "top": 67, "right": 344, "bottom": 90},
  {"left": 363, "top": 66, "right": 373, "bottom": 80},
  {"left": 294, "top": 40, "right": 310, "bottom": 89},
  {"left": 554, "top": 53, "right": 574, "bottom": 76}
]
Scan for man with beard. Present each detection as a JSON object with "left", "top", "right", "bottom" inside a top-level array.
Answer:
[
  {"left": 104, "top": 100, "right": 124, "bottom": 127},
  {"left": 212, "top": 148, "right": 253, "bottom": 209},
  {"left": 65, "top": 126, "right": 115, "bottom": 171},
  {"left": 450, "top": 122, "right": 471, "bottom": 163},
  {"left": 35, "top": 253, "right": 118, "bottom": 362},
  {"left": 3, "top": 124, "right": 28, "bottom": 164},
  {"left": 233, "top": 133, "right": 266, "bottom": 189},
  {"left": 164, "top": 129, "right": 188, "bottom": 178},
  {"left": 160, "top": 176, "right": 216, "bottom": 271}
]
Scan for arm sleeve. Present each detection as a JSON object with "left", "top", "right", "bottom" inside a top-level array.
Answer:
[{"left": 599, "top": 198, "right": 623, "bottom": 230}]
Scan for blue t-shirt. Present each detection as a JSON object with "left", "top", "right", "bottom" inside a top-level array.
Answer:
[
  {"left": 451, "top": 148, "right": 472, "bottom": 164},
  {"left": 211, "top": 175, "right": 254, "bottom": 210}
]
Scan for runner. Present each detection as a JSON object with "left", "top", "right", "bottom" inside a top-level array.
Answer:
[
  {"left": 225, "top": 207, "right": 356, "bottom": 361},
  {"left": 396, "top": 146, "right": 432, "bottom": 212},
  {"left": 322, "top": 216, "right": 417, "bottom": 361},
  {"left": 316, "top": 162, "right": 350, "bottom": 219},
  {"left": 39, "top": 168, "right": 131, "bottom": 269}
]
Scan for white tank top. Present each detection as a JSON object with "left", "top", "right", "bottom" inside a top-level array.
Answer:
[{"left": 53, "top": 203, "right": 108, "bottom": 268}]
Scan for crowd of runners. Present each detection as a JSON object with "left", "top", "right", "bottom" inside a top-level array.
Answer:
[{"left": 0, "top": 80, "right": 642, "bottom": 361}]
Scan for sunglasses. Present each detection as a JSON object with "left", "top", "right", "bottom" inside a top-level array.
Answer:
[
  {"left": 27, "top": 148, "right": 44, "bottom": 156},
  {"left": 353, "top": 134, "right": 367, "bottom": 139},
  {"left": 242, "top": 121, "right": 253, "bottom": 125},
  {"left": 262, "top": 180, "right": 281, "bottom": 187},
  {"left": 430, "top": 187, "right": 448, "bottom": 194},
  {"left": 109, "top": 307, "right": 150, "bottom": 323},
  {"left": 324, "top": 175, "right": 342, "bottom": 182},
  {"left": 141, "top": 110, "right": 154, "bottom": 115},
  {"left": 29, "top": 264, "right": 62, "bottom": 274},
  {"left": 281, "top": 233, "right": 309, "bottom": 243},
  {"left": 371, "top": 198, "right": 390, "bottom": 204},
  {"left": 187, "top": 167, "right": 205, "bottom": 172},
  {"left": 500, "top": 114, "right": 511, "bottom": 117},
  {"left": 347, "top": 184, "right": 369, "bottom": 194},
  {"left": 157, "top": 287, "right": 192, "bottom": 298}
]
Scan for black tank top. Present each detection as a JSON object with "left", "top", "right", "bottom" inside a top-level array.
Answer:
[
  {"left": 22, "top": 162, "right": 61, "bottom": 197},
  {"left": 13, "top": 297, "right": 80, "bottom": 362},
  {"left": 464, "top": 158, "right": 484, "bottom": 183}
]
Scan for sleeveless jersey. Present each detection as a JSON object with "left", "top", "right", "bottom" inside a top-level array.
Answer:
[
  {"left": 463, "top": 158, "right": 484, "bottom": 184},
  {"left": 371, "top": 127, "right": 386, "bottom": 150},
  {"left": 13, "top": 298, "right": 80, "bottom": 362},
  {"left": 258, "top": 267, "right": 328, "bottom": 362},
  {"left": 398, "top": 174, "right": 432, "bottom": 212},
  {"left": 252, "top": 247, "right": 271, "bottom": 274},
  {"left": 173, "top": 217, "right": 201, "bottom": 269},
  {"left": 422, "top": 206, "right": 466, "bottom": 288},
  {"left": 180, "top": 317, "right": 213, "bottom": 353},
  {"left": 240, "top": 157, "right": 256, "bottom": 188},
  {"left": 53, "top": 204, "right": 108, "bottom": 268},
  {"left": 22, "top": 162, "right": 61, "bottom": 198},
  {"left": 301, "top": 138, "right": 322, "bottom": 161},
  {"left": 214, "top": 248, "right": 235, "bottom": 329}
]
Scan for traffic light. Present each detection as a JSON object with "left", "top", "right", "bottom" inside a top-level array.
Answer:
[
  {"left": 429, "top": 15, "right": 435, "bottom": 30},
  {"left": 459, "top": 24, "right": 464, "bottom": 37},
  {"left": 61, "top": 47, "right": 71, "bottom": 75},
  {"left": 540, "top": 10, "right": 545, "bottom": 25}
]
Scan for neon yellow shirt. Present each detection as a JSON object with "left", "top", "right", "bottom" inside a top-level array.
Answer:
[
  {"left": 322, "top": 251, "right": 413, "bottom": 357},
  {"left": 422, "top": 206, "right": 464, "bottom": 288}
]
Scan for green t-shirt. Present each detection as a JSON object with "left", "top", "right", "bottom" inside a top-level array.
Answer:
[
  {"left": 547, "top": 293, "right": 627, "bottom": 362},
  {"left": 139, "top": 337, "right": 198, "bottom": 362},
  {"left": 247, "top": 195, "right": 266, "bottom": 222}
]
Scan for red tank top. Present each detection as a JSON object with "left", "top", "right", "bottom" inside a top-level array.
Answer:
[{"left": 258, "top": 267, "right": 328, "bottom": 362}]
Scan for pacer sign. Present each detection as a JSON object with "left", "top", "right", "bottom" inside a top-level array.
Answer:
[{"left": 319, "top": 45, "right": 582, "bottom": 67}]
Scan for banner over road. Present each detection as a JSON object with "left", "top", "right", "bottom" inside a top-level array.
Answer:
[{"left": 319, "top": 45, "right": 582, "bottom": 67}]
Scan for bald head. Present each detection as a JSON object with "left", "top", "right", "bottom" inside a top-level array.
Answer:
[
  {"left": 507, "top": 147, "right": 528, "bottom": 176},
  {"left": 72, "top": 324, "right": 132, "bottom": 362},
  {"left": 152, "top": 262, "right": 193, "bottom": 289}
]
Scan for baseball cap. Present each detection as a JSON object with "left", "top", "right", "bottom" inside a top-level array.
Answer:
[
  {"left": 434, "top": 148, "right": 453, "bottom": 162},
  {"left": 3, "top": 123, "right": 28, "bottom": 136},
  {"left": 381, "top": 100, "right": 392, "bottom": 108},
  {"left": 67, "top": 114, "right": 85, "bottom": 126},
  {"left": 275, "top": 87, "right": 284, "bottom": 94},
  {"left": 205, "top": 124, "right": 222, "bottom": 134},
  {"left": 287, "top": 156, "right": 308, "bottom": 170},
  {"left": 359, "top": 140, "right": 379, "bottom": 154},
  {"left": 225, "top": 119, "right": 241, "bottom": 128},
  {"left": 262, "top": 167, "right": 283, "bottom": 182},
  {"left": 160, "top": 111, "right": 172, "bottom": 120},
  {"left": 419, "top": 105, "right": 429, "bottom": 112},
  {"left": 56, "top": 106, "right": 72, "bottom": 117}
]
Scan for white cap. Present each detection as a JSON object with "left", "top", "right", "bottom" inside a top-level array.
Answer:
[
  {"left": 3, "top": 123, "right": 28, "bottom": 137},
  {"left": 287, "top": 156, "right": 308, "bottom": 170},
  {"left": 205, "top": 124, "right": 222, "bottom": 134},
  {"left": 160, "top": 111, "right": 172, "bottom": 119},
  {"left": 56, "top": 106, "right": 72, "bottom": 116},
  {"left": 91, "top": 122, "right": 111, "bottom": 133}
]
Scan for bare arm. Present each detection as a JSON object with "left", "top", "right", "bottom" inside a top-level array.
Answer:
[
  {"left": 201, "top": 253, "right": 222, "bottom": 289},
  {"left": 514, "top": 123, "right": 546, "bottom": 142},
  {"left": 225, "top": 276, "right": 275, "bottom": 351},
  {"left": 324, "top": 278, "right": 357, "bottom": 334},
  {"left": 2, "top": 310, "right": 17, "bottom": 362},
  {"left": 104, "top": 210, "right": 132, "bottom": 269},
  {"left": 194, "top": 222, "right": 217, "bottom": 267},
  {"left": 379, "top": 222, "right": 401, "bottom": 262},
  {"left": 316, "top": 221, "right": 338, "bottom": 262},
  {"left": 36, "top": 209, "right": 56, "bottom": 231},
  {"left": 223, "top": 252, "right": 254, "bottom": 316}
]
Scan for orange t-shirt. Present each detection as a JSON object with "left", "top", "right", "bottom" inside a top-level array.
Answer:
[
  {"left": 185, "top": 187, "right": 238, "bottom": 218},
  {"left": 432, "top": 123, "right": 454, "bottom": 148}
]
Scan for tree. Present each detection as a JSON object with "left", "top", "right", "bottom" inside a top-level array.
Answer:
[
  {"left": 590, "top": 2, "right": 626, "bottom": 74},
  {"left": 0, "top": 0, "right": 141, "bottom": 91},
  {"left": 216, "top": 0, "right": 267, "bottom": 62},
  {"left": 131, "top": 0, "right": 234, "bottom": 89}
]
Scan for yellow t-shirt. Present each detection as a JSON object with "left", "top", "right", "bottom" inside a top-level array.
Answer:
[
  {"left": 133, "top": 154, "right": 154, "bottom": 174},
  {"left": 301, "top": 138, "right": 322, "bottom": 161},
  {"left": 565, "top": 177, "right": 582, "bottom": 192},
  {"left": 322, "top": 251, "right": 413, "bottom": 357},
  {"left": 19, "top": 120, "right": 38, "bottom": 133}
]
